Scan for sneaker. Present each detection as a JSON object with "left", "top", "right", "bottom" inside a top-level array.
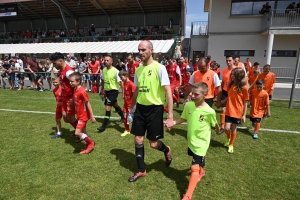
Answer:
[
  {"left": 228, "top": 145, "right": 234, "bottom": 154},
  {"left": 263, "top": 115, "right": 267, "bottom": 120},
  {"left": 51, "top": 132, "right": 62, "bottom": 139},
  {"left": 253, "top": 133, "right": 258, "bottom": 139},
  {"left": 121, "top": 130, "right": 131, "bottom": 137},
  {"left": 218, "top": 128, "right": 225, "bottom": 135},
  {"left": 224, "top": 138, "right": 230, "bottom": 147},
  {"left": 75, "top": 137, "right": 82, "bottom": 143},
  {"left": 88, "top": 89, "right": 91, "bottom": 92},
  {"left": 128, "top": 171, "right": 147, "bottom": 182},
  {"left": 182, "top": 194, "right": 191, "bottom": 200},
  {"left": 198, "top": 169, "right": 205, "bottom": 182},
  {"left": 97, "top": 126, "right": 106, "bottom": 132},
  {"left": 39, "top": 89, "right": 44, "bottom": 92},
  {"left": 79, "top": 141, "right": 95, "bottom": 154},
  {"left": 164, "top": 146, "right": 172, "bottom": 167}
]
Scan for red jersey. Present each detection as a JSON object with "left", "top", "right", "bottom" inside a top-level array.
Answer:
[
  {"left": 123, "top": 80, "right": 136, "bottom": 106},
  {"left": 179, "top": 63, "right": 188, "bottom": 86},
  {"left": 127, "top": 61, "right": 140, "bottom": 82},
  {"left": 166, "top": 63, "right": 180, "bottom": 85},
  {"left": 60, "top": 65, "right": 74, "bottom": 97},
  {"left": 193, "top": 63, "right": 198, "bottom": 72},
  {"left": 73, "top": 87, "right": 90, "bottom": 121},
  {"left": 88, "top": 61, "right": 100, "bottom": 76},
  {"left": 53, "top": 87, "right": 62, "bottom": 106},
  {"left": 212, "top": 68, "right": 220, "bottom": 78}
]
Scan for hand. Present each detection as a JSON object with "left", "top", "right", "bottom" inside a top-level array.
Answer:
[
  {"left": 164, "top": 119, "right": 174, "bottom": 131},
  {"left": 91, "top": 117, "right": 96, "bottom": 123},
  {"left": 242, "top": 115, "right": 246, "bottom": 123},
  {"left": 267, "top": 113, "right": 271, "bottom": 117},
  {"left": 215, "top": 101, "right": 222, "bottom": 108}
]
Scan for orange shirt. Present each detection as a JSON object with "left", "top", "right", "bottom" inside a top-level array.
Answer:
[
  {"left": 257, "top": 72, "right": 276, "bottom": 94},
  {"left": 250, "top": 89, "right": 269, "bottom": 118},
  {"left": 225, "top": 84, "right": 249, "bottom": 118},
  {"left": 248, "top": 74, "right": 259, "bottom": 92},
  {"left": 246, "top": 61, "right": 252, "bottom": 72},
  {"left": 192, "top": 70, "right": 219, "bottom": 99},
  {"left": 221, "top": 67, "right": 233, "bottom": 91}
]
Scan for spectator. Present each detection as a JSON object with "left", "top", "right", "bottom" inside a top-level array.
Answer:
[
  {"left": 108, "top": 23, "right": 112, "bottom": 36},
  {"left": 116, "top": 58, "right": 126, "bottom": 71},
  {"left": 15, "top": 57, "right": 25, "bottom": 90},
  {"left": 77, "top": 58, "right": 88, "bottom": 87},
  {"left": 27, "top": 55, "right": 39, "bottom": 90},
  {"left": 8, "top": 60, "right": 17, "bottom": 89},
  {"left": 175, "top": 42, "right": 182, "bottom": 59},
  {"left": 45, "top": 58, "right": 54, "bottom": 91},
  {"left": 259, "top": 2, "right": 271, "bottom": 14},
  {"left": 65, "top": 54, "right": 77, "bottom": 70},
  {"left": 36, "top": 60, "right": 45, "bottom": 91},
  {"left": 285, "top": 2, "right": 297, "bottom": 22},
  {"left": 90, "top": 24, "right": 96, "bottom": 36}
]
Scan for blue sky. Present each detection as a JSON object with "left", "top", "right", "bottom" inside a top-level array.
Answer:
[{"left": 186, "top": 0, "right": 208, "bottom": 38}]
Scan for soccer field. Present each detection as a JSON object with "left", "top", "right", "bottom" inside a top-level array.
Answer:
[{"left": 0, "top": 89, "right": 300, "bottom": 200}]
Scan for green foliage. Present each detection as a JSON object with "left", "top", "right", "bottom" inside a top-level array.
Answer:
[{"left": 0, "top": 89, "right": 300, "bottom": 200}]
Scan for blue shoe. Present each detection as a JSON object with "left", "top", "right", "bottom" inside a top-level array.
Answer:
[
  {"left": 253, "top": 133, "right": 258, "bottom": 139},
  {"left": 51, "top": 132, "right": 62, "bottom": 139}
]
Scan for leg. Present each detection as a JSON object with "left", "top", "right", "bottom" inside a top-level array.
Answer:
[
  {"left": 149, "top": 140, "right": 172, "bottom": 166},
  {"left": 113, "top": 102, "right": 124, "bottom": 123},
  {"left": 224, "top": 121, "right": 231, "bottom": 147},
  {"left": 219, "top": 107, "right": 226, "bottom": 132},
  {"left": 75, "top": 121, "right": 95, "bottom": 154},
  {"left": 228, "top": 123, "right": 238, "bottom": 153},
  {"left": 97, "top": 105, "right": 112, "bottom": 132}
]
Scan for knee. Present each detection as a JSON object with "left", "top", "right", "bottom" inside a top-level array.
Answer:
[
  {"left": 135, "top": 136, "right": 144, "bottom": 144},
  {"left": 149, "top": 140, "right": 159, "bottom": 149},
  {"left": 191, "top": 165, "right": 200, "bottom": 172}
]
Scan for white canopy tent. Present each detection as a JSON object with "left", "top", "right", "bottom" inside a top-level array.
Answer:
[{"left": 0, "top": 40, "right": 175, "bottom": 54}]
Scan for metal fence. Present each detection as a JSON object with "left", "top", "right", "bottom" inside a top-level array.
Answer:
[
  {"left": 271, "top": 67, "right": 300, "bottom": 79},
  {"left": 262, "top": 9, "right": 300, "bottom": 31},
  {"left": 191, "top": 21, "right": 208, "bottom": 36}
]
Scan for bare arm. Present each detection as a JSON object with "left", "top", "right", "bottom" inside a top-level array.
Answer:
[
  {"left": 266, "top": 104, "right": 271, "bottom": 117},
  {"left": 86, "top": 101, "right": 96, "bottom": 123},
  {"left": 215, "top": 86, "right": 222, "bottom": 107},
  {"left": 164, "top": 85, "right": 174, "bottom": 130}
]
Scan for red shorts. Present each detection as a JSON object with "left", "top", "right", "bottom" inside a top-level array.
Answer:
[
  {"left": 123, "top": 104, "right": 130, "bottom": 113},
  {"left": 76, "top": 120, "right": 87, "bottom": 130},
  {"left": 55, "top": 106, "right": 62, "bottom": 119},
  {"left": 62, "top": 96, "right": 76, "bottom": 116},
  {"left": 171, "top": 83, "right": 179, "bottom": 93}
]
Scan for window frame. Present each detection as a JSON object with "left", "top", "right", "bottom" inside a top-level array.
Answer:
[{"left": 224, "top": 50, "right": 255, "bottom": 57}]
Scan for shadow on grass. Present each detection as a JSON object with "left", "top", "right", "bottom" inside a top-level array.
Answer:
[
  {"left": 210, "top": 139, "right": 226, "bottom": 149},
  {"left": 166, "top": 127, "right": 187, "bottom": 139},
  {"left": 110, "top": 148, "right": 190, "bottom": 198},
  {"left": 50, "top": 127, "right": 85, "bottom": 153}
]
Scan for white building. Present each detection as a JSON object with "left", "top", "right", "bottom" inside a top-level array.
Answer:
[{"left": 189, "top": 0, "right": 300, "bottom": 79}]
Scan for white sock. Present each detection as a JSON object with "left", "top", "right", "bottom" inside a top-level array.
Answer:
[
  {"left": 57, "top": 132, "right": 62, "bottom": 135},
  {"left": 81, "top": 133, "right": 87, "bottom": 140}
]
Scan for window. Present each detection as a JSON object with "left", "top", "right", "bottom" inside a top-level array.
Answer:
[
  {"left": 224, "top": 50, "right": 255, "bottom": 57},
  {"left": 231, "top": 1, "right": 276, "bottom": 15},
  {"left": 264, "top": 50, "right": 297, "bottom": 57}
]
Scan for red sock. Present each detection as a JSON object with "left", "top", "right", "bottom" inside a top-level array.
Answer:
[
  {"left": 175, "top": 91, "right": 180, "bottom": 103},
  {"left": 124, "top": 117, "right": 130, "bottom": 132},
  {"left": 163, "top": 107, "right": 169, "bottom": 113},
  {"left": 84, "top": 136, "right": 93, "bottom": 145},
  {"left": 225, "top": 130, "right": 231, "bottom": 139},
  {"left": 254, "top": 122, "right": 260, "bottom": 133}
]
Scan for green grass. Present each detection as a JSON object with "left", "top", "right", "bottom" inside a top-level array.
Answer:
[{"left": 0, "top": 89, "right": 300, "bottom": 200}]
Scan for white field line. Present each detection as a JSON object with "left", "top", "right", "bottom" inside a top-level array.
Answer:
[{"left": 1, "top": 108, "right": 300, "bottom": 134}]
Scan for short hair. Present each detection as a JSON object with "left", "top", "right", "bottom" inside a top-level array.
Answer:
[
  {"left": 191, "top": 82, "right": 208, "bottom": 94},
  {"left": 165, "top": 55, "right": 171, "bottom": 60},
  {"left": 50, "top": 52, "right": 64, "bottom": 61},
  {"left": 69, "top": 72, "right": 81, "bottom": 83},
  {"left": 256, "top": 79, "right": 264, "bottom": 85},
  {"left": 104, "top": 55, "right": 112, "bottom": 59},
  {"left": 52, "top": 76, "right": 60, "bottom": 81},
  {"left": 226, "top": 55, "right": 234, "bottom": 59},
  {"left": 199, "top": 57, "right": 209, "bottom": 65},
  {"left": 253, "top": 62, "right": 259, "bottom": 66},
  {"left": 127, "top": 53, "right": 133, "bottom": 58},
  {"left": 263, "top": 64, "right": 271, "bottom": 69},
  {"left": 119, "top": 70, "right": 128, "bottom": 77}
]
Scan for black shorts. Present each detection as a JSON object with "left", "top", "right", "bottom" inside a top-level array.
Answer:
[
  {"left": 269, "top": 95, "right": 272, "bottom": 101},
  {"left": 131, "top": 103, "right": 164, "bottom": 141},
  {"left": 225, "top": 115, "right": 241, "bottom": 125},
  {"left": 221, "top": 90, "right": 228, "bottom": 107},
  {"left": 205, "top": 98, "right": 214, "bottom": 107},
  {"left": 104, "top": 90, "right": 118, "bottom": 106},
  {"left": 188, "top": 148, "right": 205, "bottom": 167},
  {"left": 17, "top": 73, "right": 24, "bottom": 80},
  {"left": 250, "top": 117, "right": 262, "bottom": 123}
]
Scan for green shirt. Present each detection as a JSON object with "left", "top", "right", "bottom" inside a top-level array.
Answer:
[
  {"left": 181, "top": 101, "right": 217, "bottom": 156},
  {"left": 135, "top": 61, "right": 170, "bottom": 105},
  {"left": 102, "top": 67, "right": 120, "bottom": 91}
]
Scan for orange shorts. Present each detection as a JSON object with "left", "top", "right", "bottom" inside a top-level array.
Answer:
[
  {"left": 76, "top": 120, "right": 87, "bottom": 130},
  {"left": 62, "top": 96, "right": 76, "bottom": 116}
]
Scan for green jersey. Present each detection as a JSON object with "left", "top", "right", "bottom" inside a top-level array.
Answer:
[
  {"left": 102, "top": 67, "right": 120, "bottom": 91},
  {"left": 135, "top": 61, "right": 170, "bottom": 105},
  {"left": 181, "top": 101, "right": 217, "bottom": 156}
]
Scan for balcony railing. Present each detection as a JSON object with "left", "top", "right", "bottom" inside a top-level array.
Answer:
[
  {"left": 262, "top": 9, "right": 300, "bottom": 31},
  {"left": 191, "top": 21, "right": 208, "bottom": 36}
]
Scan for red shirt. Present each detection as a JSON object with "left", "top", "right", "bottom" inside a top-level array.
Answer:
[
  {"left": 127, "top": 61, "right": 140, "bottom": 82},
  {"left": 53, "top": 87, "right": 62, "bottom": 106},
  {"left": 166, "top": 63, "right": 179, "bottom": 85},
  {"left": 123, "top": 80, "right": 136, "bottom": 106},
  {"left": 88, "top": 61, "right": 100, "bottom": 76},
  {"left": 179, "top": 63, "right": 188, "bottom": 86},
  {"left": 193, "top": 63, "right": 198, "bottom": 72},
  {"left": 74, "top": 87, "right": 90, "bottom": 121},
  {"left": 60, "top": 65, "right": 74, "bottom": 97}
]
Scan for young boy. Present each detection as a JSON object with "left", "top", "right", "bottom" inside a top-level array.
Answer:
[
  {"left": 257, "top": 64, "right": 276, "bottom": 102},
  {"left": 119, "top": 70, "right": 136, "bottom": 136},
  {"left": 51, "top": 77, "right": 63, "bottom": 139},
  {"left": 69, "top": 72, "right": 96, "bottom": 154},
  {"left": 166, "top": 82, "right": 220, "bottom": 200},
  {"left": 250, "top": 80, "right": 271, "bottom": 139}
]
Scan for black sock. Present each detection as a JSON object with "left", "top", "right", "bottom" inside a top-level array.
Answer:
[
  {"left": 115, "top": 106, "right": 124, "bottom": 118},
  {"left": 157, "top": 141, "right": 169, "bottom": 154},
  {"left": 103, "top": 111, "right": 111, "bottom": 127},
  {"left": 135, "top": 144, "right": 145, "bottom": 172}
]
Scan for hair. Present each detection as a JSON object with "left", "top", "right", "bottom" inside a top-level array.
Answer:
[
  {"left": 226, "top": 55, "right": 234, "bottom": 59},
  {"left": 52, "top": 76, "right": 60, "bottom": 81},
  {"left": 198, "top": 57, "right": 209, "bottom": 65},
  {"left": 127, "top": 53, "right": 133, "bottom": 58},
  {"left": 206, "top": 55, "right": 211, "bottom": 61},
  {"left": 227, "top": 68, "right": 247, "bottom": 93},
  {"left": 256, "top": 79, "right": 264, "bottom": 85},
  {"left": 191, "top": 82, "right": 208, "bottom": 94},
  {"left": 69, "top": 72, "right": 81, "bottom": 83},
  {"left": 263, "top": 64, "right": 271, "bottom": 69},
  {"left": 164, "top": 55, "right": 171, "bottom": 60},
  {"left": 50, "top": 52, "right": 64, "bottom": 61},
  {"left": 253, "top": 62, "right": 259, "bottom": 66},
  {"left": 118, "top": 70, "right": 128, "bottom": 77}
]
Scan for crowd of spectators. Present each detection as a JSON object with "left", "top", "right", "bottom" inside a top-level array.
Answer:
[{"left": 0, "top": 24, "right": 176, "bottom": 44}]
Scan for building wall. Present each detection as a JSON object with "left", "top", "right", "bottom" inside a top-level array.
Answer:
[
  {"left": 189, "top": 36, "right": 208, "bottom": 58},
  {"left": 207, "top": 34, "right": 300, "bottom": 70}
]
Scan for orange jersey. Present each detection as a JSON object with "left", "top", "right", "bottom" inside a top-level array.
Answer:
[
  {"left": 257, "top": 72, "right": 276, "bottom": 94},
  {"left": 192, "top": 70, "right": 220, "bottom": 99},
  {"left": 225, "top": 84, "right": 249, "bottom": 118},
  {"left": 250, "top": 89, "right": 269, "bottom": 118},
  {"left": 221, "top": 67, "right": 233, "bottom": 91},
  {"left": 248, "top": 74, "right": 259, "bottom": 92}
]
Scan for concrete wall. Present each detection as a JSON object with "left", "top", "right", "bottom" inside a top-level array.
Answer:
[{"left": 189, "top": 36, "right": 208, "bottom": 58}]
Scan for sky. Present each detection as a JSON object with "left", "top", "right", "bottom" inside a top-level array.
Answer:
[{"left": 186, "top": 0, "right": 208, "bottom": 38}]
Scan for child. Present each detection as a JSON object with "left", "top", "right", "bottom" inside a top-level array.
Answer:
[
  {"left": 250, "top": 80, "right": 271, "bottom": 139},
  {"left": 221, "top": 68, "right": 249, "bottom": 153},
  {"left": 51, "top": 77, "right": 63, "bottom": 139},
  {"left": 69, "top": 72, "right": 96, "bottom": 154},
  {"left": 257, "top": 64, "right": 276, "bottom": 102},
  {"left": 166, "top": 82, "right": 220, "bottom": 200},
  {"left": 118, "top": 70, "right": 136, "bottom": 136},
  {"left": 248, "top": 69, "right": 260, "bottom": 102}
]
